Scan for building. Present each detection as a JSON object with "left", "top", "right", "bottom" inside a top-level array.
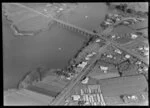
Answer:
[
  {"left": 77, "top": 61, "right": 87, "bottom": 69},
  {"left": 121, "top": 91, "right": 148, "bottom": 105},
  {"left": 71, "top": 95, "right": 81, "bottom": 101},
  {"left": 88, "top": 63, "right": 120, "bottom": 80},
  {"left": 129, "top": 19, "right": 148, "bottom": 30},
  {"left": 81, "top": 77, "right": 89, "bottom": 84}
]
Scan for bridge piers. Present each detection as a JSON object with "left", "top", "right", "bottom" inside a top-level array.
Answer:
[{"left": 53, "top": 20, "right": 95, "bottom": 39}]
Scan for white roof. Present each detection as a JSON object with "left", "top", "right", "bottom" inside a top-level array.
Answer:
[
  {"left": 103, "top": 70, "right": 107, "bottom": 73},
  {"left": 78, "top": 62, "right": 87, "bottom": 68},
  {"left": 87, "top": 54, "right": 93, "bottom": 57},
  {"left": 81, "top": 77, "right": 89, "bottom": 84},
  {"left": 106, "top": 54, "right": 113, "bottom": 58},
  {"left": 86, "top": 52, "right": 96, "bottom": 58},
  {"left": 85, "top": 57, "right": 90, "bottom": 60},
  {"left": 95, "top": 39, "right": 101, "bottom": 42},
  {"left": 144, "top": 51, "right": 149, "bottom": 56},
  {"left": 59, "top": 8, "right": 64, "bottom": 11},
  {"left": 66, "top": 77, "right": 71, "bottom": 80},
  {"left": 127, "top": 95, "right": 138, "bottom": 100},
  {"left": 125, "top": 54, "right": 130, "bottom": 58},
  {"left": 111, "top": 35, "right": 116, "bottom": 38},
  {"left": 131, "top": 33, "right": 138, "bottom": 39},
  {"left": 72, "top": 95, "right": 80, "bottom": 101},
  {"left": 136, "top": 61, "right": 142, "bottom": 65},
  {"left": 114, "top": 49, "right": 122, "bottom": 54},
  {"left": 105, "top": 21, "right": 111, "bottom": 25},
  {"left": 123, "top": 21, "right": 130, "bottom": 24},
  {"left": 144, "top": 46, "right": 149, "bottom": 51},
  {"left": 84, "top": 101, "right": 90, "bottom": 105},
  {"left": 100, "top": 66, "right": 108, "bottom": 70},
  {"left": 143, "top": 67, "right": 148, "bottom": 71},
  {"left": 138, "top": 46, "right": 143, "bottom": 50},
  {"left": 85, "top": 16, "right": 88, "bottom": 18},
  {"left": 92, "top": 52, "right": 96, "bottom": 55}
]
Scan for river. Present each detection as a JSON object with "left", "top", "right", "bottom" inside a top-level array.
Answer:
[{"left": 3, "top": 3, "right": 109, "bottom": 90}]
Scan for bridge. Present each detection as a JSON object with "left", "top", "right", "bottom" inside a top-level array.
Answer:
[
  {"left": 11, "top": 3, "right": 148, "bottom": 105},
  {"left": 53, "top": 20, "right": 94, "bottom": 38},
  {"left": 52, "top": 18, "right": 148, "bottom": 65},
  {"left": 12, "top": 3, "right": 148, "bottom": 65},
  {"left": 52, "top": 16, "right": 141, "bottom": 37}
]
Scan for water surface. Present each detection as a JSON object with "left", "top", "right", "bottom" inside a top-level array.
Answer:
[
  {"left": 3, "top": 3, "right": 109, "bottom": 90},
  {"left": 3, "top": 18, "right": 85, "bottom": 90}
]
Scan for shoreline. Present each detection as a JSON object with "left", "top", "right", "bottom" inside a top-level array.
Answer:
[
  {"left": 16, "top": 32, "right": 96, "bottom": 90},
  {"left": 3, "top": 9, "right": 92, "bottom": 91},
  {"left": 2, "top": 3, "right": 78, "bottom": 37}
]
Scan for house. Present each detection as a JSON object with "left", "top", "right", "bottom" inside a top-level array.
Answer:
[
  {"left": 121, "top": 91, "right": 148, "bottom": 105},
  {"left": 88, "top": 64, "right": 120, "bottom": 80},
  {"left": 71, "top": 95, "right": 80, "bottom": 101},
  {"left": 130, "top": 33, "right": 138, "bottom": 39},
  {"left": 77, "top": 62, "right": 87, "bottom": 69},
  {"left": 74, "top": 67, "right": 82, "bottom": 73},
  {"left": 81, "top": 77, "right": 89, "bottom": 84},
  {"left": 95, "top": 39, "right": 101, "bottom": 42}
]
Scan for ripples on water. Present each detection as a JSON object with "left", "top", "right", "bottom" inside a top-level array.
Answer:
[{"left": 3, "top": 3, "right": 109, "bottom": 90}]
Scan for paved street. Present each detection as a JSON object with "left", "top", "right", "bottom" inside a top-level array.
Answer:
[
  {"left": 50, "top": 42, "right": 111, "bottom": 105},
  {"left": 13, "top": 3, "right": 148, "bottom": 65}
]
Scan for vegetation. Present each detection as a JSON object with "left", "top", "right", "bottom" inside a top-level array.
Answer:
[{"left": 18, "top": 65, "right": 49, "bottom": 89}]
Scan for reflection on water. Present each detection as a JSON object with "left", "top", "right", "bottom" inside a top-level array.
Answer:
[{"left": 3, "top": 3, "right": 109, "bottom": 90}]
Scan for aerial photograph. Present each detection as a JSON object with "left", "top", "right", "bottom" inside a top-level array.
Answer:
[{"left": 3, "top": 2, "right": 149, "bottom": 106}]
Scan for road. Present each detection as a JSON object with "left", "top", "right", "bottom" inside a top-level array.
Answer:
[
  {"left": 12, "top": 3, "right": 148, "bottom": 65},
  {"left": 50, "top": 42, "right": 111, "bottom": 105},
  {"left": 7, "top": 3, "right": 149, "bottom": 104}
]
